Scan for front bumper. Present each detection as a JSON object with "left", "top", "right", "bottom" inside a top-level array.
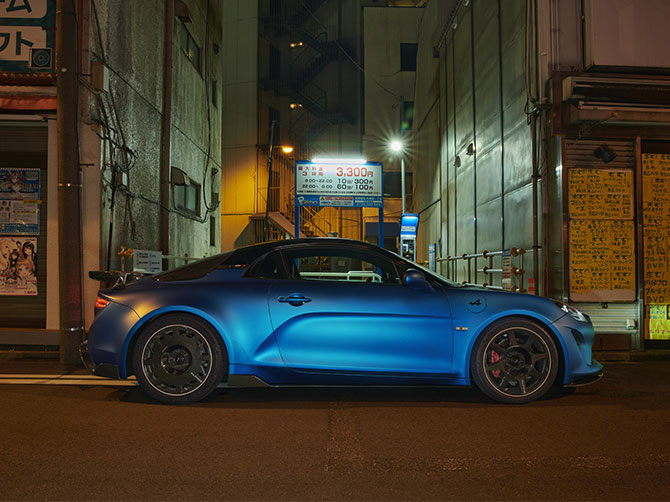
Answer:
[
  {"left": 80, "top": 340, "right": 121, "bottom": 379},
  {"left": 566, "top": 367, "right": 604, "bottom": 387}
]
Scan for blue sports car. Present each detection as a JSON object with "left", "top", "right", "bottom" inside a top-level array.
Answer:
[{"left": 81, "top": 238, "right": 602, "bottom": 404}]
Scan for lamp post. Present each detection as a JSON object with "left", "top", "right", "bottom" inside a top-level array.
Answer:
[{"left": 391, "top": 140, "right": 405, "bottom": 215}]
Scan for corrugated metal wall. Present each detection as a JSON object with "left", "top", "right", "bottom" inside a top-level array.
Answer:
[{"left": 426, "top": 0, "right": 536, "bottom": 287}]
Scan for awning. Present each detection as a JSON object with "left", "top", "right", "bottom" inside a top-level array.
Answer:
[{"left": 0, "top": 94, "right": 57, "bottom": 111}]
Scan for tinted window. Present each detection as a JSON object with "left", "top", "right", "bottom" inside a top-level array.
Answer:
[
  {"left": 154, "top": 242, "right": 287, "bottom": 282},
  {"left": 245, "top": 251, "right": 287, "bottom": 279}
]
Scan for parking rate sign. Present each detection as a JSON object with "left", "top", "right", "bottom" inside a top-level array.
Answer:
[{"left": 295, "top": 161, "right": 383, "bottom": 208}]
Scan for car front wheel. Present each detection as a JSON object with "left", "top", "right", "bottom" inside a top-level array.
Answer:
[
  {"left": 471, "top": 317, "right": 558, "bottom": 404},
  {"left": 133, "top": 314, "right": 227, "bottom": 404}
]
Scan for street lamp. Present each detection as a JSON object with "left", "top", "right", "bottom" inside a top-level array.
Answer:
[{"left": 390, "top": 139, "right": 406, "bottom": 214}]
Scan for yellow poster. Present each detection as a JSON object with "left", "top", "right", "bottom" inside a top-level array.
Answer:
[
  {"left": 568, "top": 169, "right": 633, "bottom": 220},
  {"left": 642, "top": 153, "right": 670, "bottom": 337},
  {"left": 648, "top": 304, "right": 670, "bottom": 340}
]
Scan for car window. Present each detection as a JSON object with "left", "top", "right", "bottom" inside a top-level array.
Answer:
[
  {"left": 244, "top": 251, "right": 287, "bottom": 279},
  {"left": 282, "top": 248, "right": 401, "bottom": 284}
]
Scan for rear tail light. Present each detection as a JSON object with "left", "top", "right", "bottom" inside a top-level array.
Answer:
[{"left": 94, "top": 295, "right": 110, "bottom": 314}]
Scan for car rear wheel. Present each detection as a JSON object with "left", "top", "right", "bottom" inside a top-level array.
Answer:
[
  {"left": 471, "top": 317, "right": 558, "bottom": 404},
  {"left": 133, "top": 314, "right": 227, "bottom": 404}
]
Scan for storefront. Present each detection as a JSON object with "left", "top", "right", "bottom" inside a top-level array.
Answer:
[{"left": 556, "top": 74, "right": 670, "bottom": 353}]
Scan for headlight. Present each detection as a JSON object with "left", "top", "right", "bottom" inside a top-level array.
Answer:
[{"left": 554, "top": 302, "right": 589, "bottom": 323}]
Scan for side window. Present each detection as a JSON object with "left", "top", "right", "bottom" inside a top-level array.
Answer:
[
  {"left": 285, "top": 249, "right": 400, "bottom": 284},
  {"left": 245, "top": 251, "right": 286, "bottom": 279}
]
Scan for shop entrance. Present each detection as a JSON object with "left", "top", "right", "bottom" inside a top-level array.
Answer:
[
  {"left": 642, "top": 141, "right": 670, "bottom": 348},
  {"left": 0, "top": 124, "right": 47, "bottom": 328}
]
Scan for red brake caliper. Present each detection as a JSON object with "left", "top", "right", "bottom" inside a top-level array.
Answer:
[{"left": 490, "top": 350, "right": 501, "bottom": 378}]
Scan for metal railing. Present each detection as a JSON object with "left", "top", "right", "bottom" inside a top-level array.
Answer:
[{"left": 437, "top": 248, "right": 528, "bottom": 292}]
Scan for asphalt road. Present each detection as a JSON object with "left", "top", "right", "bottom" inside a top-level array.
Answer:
[{"left": 1, "top": 360, "right": 669, "bottom": 501}]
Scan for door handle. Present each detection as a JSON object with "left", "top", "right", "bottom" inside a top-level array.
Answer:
[{"left": 277, "top": 293, "right": 312, "bottom": 306}]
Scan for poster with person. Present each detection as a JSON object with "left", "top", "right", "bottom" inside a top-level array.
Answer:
[{"left": 0, "top": 237, "right": 37, "bottom": 296}]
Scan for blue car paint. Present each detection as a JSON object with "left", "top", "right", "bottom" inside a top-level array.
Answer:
[
  {"left": 268, "top": 279, "right": 453, "bottom": 375},
  {"left": 101, "top": 270, "right": 286, "bottom": 379},
  {"left": 85, "top": 239, "right": 602, "bottom": 392}
]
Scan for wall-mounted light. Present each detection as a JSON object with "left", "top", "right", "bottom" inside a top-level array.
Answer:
[
  {"left": 593, "top": 144, "right": 616, "bottom": 164},
  {"left": 289, "top": 103, "right": 303, "bottom": 109},
  {"left": 281, "top": 146, "right": 294, "bottom": 154},
  {"left": 289, "top": 42, "right": 303, "bottom": 48}
]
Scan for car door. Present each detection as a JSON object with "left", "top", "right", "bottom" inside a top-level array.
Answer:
[{"left": 267, "top": 244, "right": 454, "bottom": 376}]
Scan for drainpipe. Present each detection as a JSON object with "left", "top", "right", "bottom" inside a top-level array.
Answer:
[
  {"left": 160, "top": 0, "right": 174, "bottom": 262},
  {"left": 57, "top": 0, "right": 84, "bottom": 364}
]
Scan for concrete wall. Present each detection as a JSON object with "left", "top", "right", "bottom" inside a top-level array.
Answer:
[
  {"left": 89, "top": 0, "right": 222, "bottom": 267},
  {"left": 362, "top": 6, "right": 422, "bottom": 165},
  {"left": 221, "top": 0, "right": 258, "bottom": 251},
  {"left": 362, "top": 6, "right": 423, "bottom": 239}
]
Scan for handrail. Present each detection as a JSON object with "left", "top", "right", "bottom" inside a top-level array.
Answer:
[{"left": 438, "top": 248, "right": 529, "bottom": 293}]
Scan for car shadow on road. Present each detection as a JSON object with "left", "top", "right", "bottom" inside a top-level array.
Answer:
[{"left": 118, "top": 384, "right": 576, "bottom": 408}]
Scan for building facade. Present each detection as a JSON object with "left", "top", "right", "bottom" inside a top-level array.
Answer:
[
  {"left": 0, "top": 0, "right": 223, "bottom": 358},
  {"left": 411, "top": 0, "right": 670, "bottom": 356},
  {"left": 221, "top": 0, "right": 425, "bottom": 251}
]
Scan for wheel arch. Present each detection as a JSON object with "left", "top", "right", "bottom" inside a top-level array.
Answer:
[
  {"left": 466, "top": 313, "right": 567, "bottom": 386},
  {"left": 120, "top": 306, "right": 230, "bottom": 379}
]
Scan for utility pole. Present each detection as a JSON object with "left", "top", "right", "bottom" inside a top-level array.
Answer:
[
  {"left": 264, "top": 120, "right": 276, "bottom": 241},
  {"left": 56, "top": 0, "right": 84, "bottom": 364}
]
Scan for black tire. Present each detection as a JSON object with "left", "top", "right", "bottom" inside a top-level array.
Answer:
[
  {"left": 471, "top": 317, "right": 559, "bottom": 404},
  {"left": 132, "top": 314, "right": 227, "bottom": 404}
]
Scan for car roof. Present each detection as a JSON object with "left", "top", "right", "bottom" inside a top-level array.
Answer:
[{"left": 153, "top": 238, "right": 389, "bottom": 282}]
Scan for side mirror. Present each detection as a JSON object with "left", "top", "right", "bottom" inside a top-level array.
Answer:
[{"left": 403, "top": 269, "right": 434, "bottom": 293}]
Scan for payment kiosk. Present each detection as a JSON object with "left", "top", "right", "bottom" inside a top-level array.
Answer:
[{"left": 399, "top": 213, "right": 419, "bottom": 261}]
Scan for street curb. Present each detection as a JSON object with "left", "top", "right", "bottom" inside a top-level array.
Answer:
[{"left": 0, "top": 351, "right": 60, "bottom": 361}]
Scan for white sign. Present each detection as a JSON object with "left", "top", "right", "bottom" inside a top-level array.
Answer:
[
  {"left": 0, "top": 0, "right": 48, "bottom": 18},
  {"left": 133, "top": 249, "right": 163, "bottom": 274},
  {"left": 296, "top": 162, "right": 382, "bottom": 198},
  {"left": 0, "top": 26, "right": 46, "bottom": 61}
]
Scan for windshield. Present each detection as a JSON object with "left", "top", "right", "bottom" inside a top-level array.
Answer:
[{"left": 387, "top": 249, "right": 463, "bottom": 288}]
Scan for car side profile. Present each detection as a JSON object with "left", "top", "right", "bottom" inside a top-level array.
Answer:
[{"left": 81, "top": 238, "right": 602, "bottom": 404}]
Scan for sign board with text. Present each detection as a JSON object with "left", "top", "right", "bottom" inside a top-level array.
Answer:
[
  {"left": 295, "top": 161, "right": 383, "bottom": 208},
  {"left": 0, "top": 0, "right": 55, "bottom": 73}
]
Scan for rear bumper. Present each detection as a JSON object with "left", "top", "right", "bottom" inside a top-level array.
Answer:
[{"left": 80, "top": 341, "right": 121, "bottom": 379}]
